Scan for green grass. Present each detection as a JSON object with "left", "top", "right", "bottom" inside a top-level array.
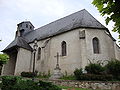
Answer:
[
  {"left": 60, "top": 75, "right": 76, "bottom": 80},
  {"left": 58, "top": 85, "right": 93, "bottom": 90}
]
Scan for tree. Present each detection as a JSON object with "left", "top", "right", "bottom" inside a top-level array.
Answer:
[
  {"left": 0, "top": 54, "right": 9, "bottom": 74},
  {"left": 92, "top": 0, "right": 120, "bottom": 39},
  {"left": 0, "top": 54, "right": 9, "bottom": 66}
]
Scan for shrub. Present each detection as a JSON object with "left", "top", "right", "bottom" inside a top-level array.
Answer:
[
  {"left": 1, "top": 76, "right": 61, "bottom": 90},
  {"left": 76, "top": 74, "right": 113, "bottom": 81},
  {"left": 38, "top": 80, "right": 61, "bottom": 90},
  {"left": 105, "top": 59, "right": 120, "bottom": 77},
  {"left": 74, "top": 68, "right": 83, "bottom": 80},
  {"left": 21, "top": 72, "right": 37, "bottom": 78},
  {"left": 60, "top": 75, "right": 76, "bottom": 80},
  {"left": 85, "top": 63, "right": 105, "bottom": 74},
  {"left": 1, "top": 76, "right": 22, "bottom": 90}
]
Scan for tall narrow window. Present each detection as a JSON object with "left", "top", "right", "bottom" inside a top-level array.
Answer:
[
  {"left": 93, "top": 37, "right": 100, "bottom": 54},
  {"left": 37, "top": 47, "right": 41, "bottom": 60},
  {"left": 61, "top": 41, "right": 67, "bottom": 56}
]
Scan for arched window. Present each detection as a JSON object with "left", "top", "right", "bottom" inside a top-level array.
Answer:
[
  {"left": 93, "top": 37, "right": 100, "bottom": 54},
  {"left": 37, "top": 47, "right": 41, "bottom": 60},
  {"left": 61, "top": 41, "right": 67, "bottom": 56}
]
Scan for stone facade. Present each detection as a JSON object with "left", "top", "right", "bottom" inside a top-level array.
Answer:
[
  {"left": 25, "top": 28, "right": 120, "bottom": 75},
  {"left": 14, "top": 48, "right": 32, "bottom": 75},
  {"left": 2, "top": 27, "right": 120, "bottom": 76},
  {"left": 2, "top": 9, "right": 120, "bottom": 76}
]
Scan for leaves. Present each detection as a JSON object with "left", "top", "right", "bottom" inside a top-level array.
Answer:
[
  {"left": 0, "top": 54, "right": 9, "bottom": 65},
  {"left": 92, "top": 0, "right": 120, "bottom": 40},
  {"left": 105, "top": 17, "right": 111, "bottom": 25}
]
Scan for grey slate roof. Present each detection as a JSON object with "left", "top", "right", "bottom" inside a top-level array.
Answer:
[
  {"left": 3, "top": 9, "right": 108, "bottom": 52},
  {"left": 3, "top": 36, "right": 33, "bottom": 52},
  {"left": 24, "top": 9, "right": 107, "bottom": 43}
]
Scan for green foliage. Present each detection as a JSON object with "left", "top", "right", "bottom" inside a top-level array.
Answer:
[
  {"left": 105, "top": 59, "right": 120, "bottom": 77},
  {"left": 38, "top": 80, "right": 61, "bottom": 90},
  {"left": 73, "top": 59, "right": 120, "bottom": 81},
  {"left": 1, "top": 76, "right": 22, "bottom": 90},
  {"left": 60, "top": 75, "right": 76, "bottom": 80},
  {"left": 92, "top": 0, "right": 120, "bottom": 39},
  {"left": 85, "top": 63, "right": 105, "bottom": 74},
  {"left": 21, "top": 72, "right": 37, "bottom": 78},
  {"left": 60, "top": 71, "right": 76, "bottom": 80},
  {"left": 1, "top": 76, "right": 61, "bottom": 90},
  {"left": 37, "top": 72, "right": 51, "bottom": 79},
  {"left": 76, "top": 74, "right": 113, "bottom": 81},
  {"left": 74, "top": 68, "right": 83, "bottom": 80},
  {"left": 0, "top": 54, "right": 9, "bottom": 66},
  {"left": 73, "top": 67, "right": 113, "bottom": 81}
]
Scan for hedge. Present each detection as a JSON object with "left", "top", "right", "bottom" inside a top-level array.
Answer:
[{"left": 1, "top": 76, "right": 61, "bottom": 90}]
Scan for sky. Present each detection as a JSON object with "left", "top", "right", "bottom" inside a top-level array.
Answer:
[{"left": 0, "top": 0, "right": 119, "bottom": 52}]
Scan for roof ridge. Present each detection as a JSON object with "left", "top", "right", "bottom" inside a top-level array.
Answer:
[
  {"left": 35, "top": 9, "right": 86, "bottom": 31},
  {"left": 83, "top": 10, "right": 106, "bottom": 28}
]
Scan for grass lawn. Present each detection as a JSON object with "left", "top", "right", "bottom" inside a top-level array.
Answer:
[{"left": 58, "top": 85, "right": 93, "bottom": 90}]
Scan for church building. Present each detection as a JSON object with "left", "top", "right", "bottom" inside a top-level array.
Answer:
[{"left": 2, "top": 9, "right": 120, "bottom": 76}]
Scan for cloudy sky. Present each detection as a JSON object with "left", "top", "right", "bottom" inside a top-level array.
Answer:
[{"left": 0, "top": 0, "right": 119, "bottom": 52}]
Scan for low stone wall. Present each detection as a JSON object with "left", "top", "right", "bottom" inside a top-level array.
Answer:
[{"left": 45, "top": 79, "right": 120, "bottom": 90}]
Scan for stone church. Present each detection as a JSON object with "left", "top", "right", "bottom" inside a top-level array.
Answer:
[{"left": 2, "top": 9, "right": 120, "bottom": 76}]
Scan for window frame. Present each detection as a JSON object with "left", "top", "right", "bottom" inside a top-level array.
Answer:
[
  {"left": 37, "top": 47, "right": 41, "bottom": 60},
  {"left": 61, "top": 41, "right": 67, "bottom": 56},
  {"left": 92, "top": 37, "right": 100, "bottom": 54}
]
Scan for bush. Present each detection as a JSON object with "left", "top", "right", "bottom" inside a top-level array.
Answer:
[
  {"left": 74, "top": 68, "right": 83, "bottom": 80},
  {"left": 105, "top": 59, "right": 120, "bottom": 77},
  {"left": 73, "top": 59, "right": 120, "bottom": 81},
  {"left": 60, "top": 75, "right": 76, "bottom": 80},
  {"left": 1, "top": 76, "right": 61, "bottom": 90},
  {"left": 37, "top": 72, "right": 51, "bottom": 78},
  {"left": 85, "top": 63, "right": 105, "bottom": 74},
  {"left": 38, "top": 80, "right": 61, "bottom": 90},
  {"left": 1, "top": 76, "right": 22, "bottom": 90},
  {"left": 21, "top": 72, "right": 37, "bottom": 78},
  {"left": 76, "top": 74, "right": 113, "bottom": 81}
]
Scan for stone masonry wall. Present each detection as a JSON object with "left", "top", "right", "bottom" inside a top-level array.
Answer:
[{"left": 45, "top": 79, "right": 120, "bottom": 90}]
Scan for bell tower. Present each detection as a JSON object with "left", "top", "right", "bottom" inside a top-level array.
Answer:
[{"left": 16, "top": 21, "right": 34, "bottom": 37}]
